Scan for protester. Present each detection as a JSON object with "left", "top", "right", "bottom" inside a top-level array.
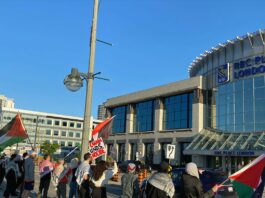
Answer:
[
  {"left": 21, "top": 150, "right": 37, "bottom": 198},
  {"left": 182, "top": 162, "right": 219, "bottom": 198},
  {"left": 4, "top": 153, "right": 21, "bottom": 197},
  {"left": 145, "top": 161, "right": 175, "bottom": 198},
  {"left": 121, "top": 163, "right": 139, "bottom": 198},
  {"left": 53, "top": 158, "right": 70, "bottom": 198},
  {"left": 38, "top": 154, "right": 54, "bottom": 198},
  {"left": 68, "top": 158, "right": 79, "bottom": 198},
  {"left": 91, "top": 160, "right": 118, "bottom": 198},
  {"left": 0, "top": 154, "right": 6, "bottom": 187},
  {"left": 75, "top": 152, "right": 93, "bottom": 198}
]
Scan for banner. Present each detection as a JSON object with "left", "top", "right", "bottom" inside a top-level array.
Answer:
[{"left": 89, "top": 138, "right": 106, "bottom": 159}]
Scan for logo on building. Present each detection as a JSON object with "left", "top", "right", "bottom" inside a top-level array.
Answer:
[{"left": 218, "top": 63, "right": 230, "bottom": 84}]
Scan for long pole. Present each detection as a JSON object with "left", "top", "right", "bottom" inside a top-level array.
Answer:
[
  {"left": 33, "top": 115, "right": 39, "bottom": 149},
  {"left": 81, "top": 0, "right": 99, "bottom": 158}
]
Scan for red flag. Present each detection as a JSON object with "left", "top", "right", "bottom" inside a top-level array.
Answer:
[{"left": 92, "top": 116, "right": 115, "bottom": 139}]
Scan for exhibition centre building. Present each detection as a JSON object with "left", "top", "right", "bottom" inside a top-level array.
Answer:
[{"left": 101, "top": 30, "right": 265, "bottom": 174}]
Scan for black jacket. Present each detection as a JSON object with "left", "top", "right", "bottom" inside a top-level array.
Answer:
[
  {"left": 146, "top": 182, "right": 169, "bottom": 198},
  {"left": 145, "top": 173, "right": 176, "bottom": 198},
  {"left": 182, "top": 173, "right": 214, "bottom": 198}
]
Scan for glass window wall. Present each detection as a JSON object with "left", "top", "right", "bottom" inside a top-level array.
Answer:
[
  {"left": 214, "top": 75, "right": 265, "bottom": 132},
  {"left": 134, "top": 100, "right": 154, "bottom": 132},
  {"left": 111, "top": 106, "right": 127, "bottom": 133},
  {"left": 163, "top": 93, "right": 193, "bottom": 130}
]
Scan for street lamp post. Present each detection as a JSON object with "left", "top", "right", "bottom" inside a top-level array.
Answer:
[{"left": 64, "top": 0, "right": 99, "bottom": 158}]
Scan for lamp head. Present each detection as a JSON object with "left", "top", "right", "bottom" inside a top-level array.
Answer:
[{"left": 64, "top": 68, "right": 83, "bottom": 92}]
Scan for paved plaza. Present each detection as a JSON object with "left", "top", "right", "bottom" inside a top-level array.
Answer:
[{"left": 0, "top": 170, "right": 122, "bottom": 198}]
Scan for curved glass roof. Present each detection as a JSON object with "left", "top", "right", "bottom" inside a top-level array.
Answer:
[{"left": 184, "top": 128, "right": 265, "bottom": 156}]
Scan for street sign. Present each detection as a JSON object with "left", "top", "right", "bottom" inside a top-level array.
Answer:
[{"left": 166, "top": 144, "right": 175, "bottom": 159}]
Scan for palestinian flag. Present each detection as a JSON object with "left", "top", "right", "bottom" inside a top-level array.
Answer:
[
  {"left": 92, "top": 116, "right": 115, "bottom": 140},
  {"left": 0, "top": 113, "right": 28, "bottom": 151},
  {"left": 229, "top": 154, "right": 265, "bottom": 198}
]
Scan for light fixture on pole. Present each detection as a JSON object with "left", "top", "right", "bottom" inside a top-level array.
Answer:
[{"left": 64, "top": 0, "right": 99, "bottom": 159}]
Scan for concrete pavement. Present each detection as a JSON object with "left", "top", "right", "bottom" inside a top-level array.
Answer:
[{"left": 0, "top": 172, "right": 122, "bottom": 198}]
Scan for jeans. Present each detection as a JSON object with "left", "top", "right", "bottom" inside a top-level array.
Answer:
[
  {"left": 69, "top": 181, "right": 78, "bottom": 198},
  {"left": 39, "top": 173, "right": 51, "bottom": 198},
  {"left": 57, "top": 183, "right": 67, "bottom": 198}
]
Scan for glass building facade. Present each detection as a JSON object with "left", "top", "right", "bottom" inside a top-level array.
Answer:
[
  {"left": 213, "top": 75, "right": 265, "bottom": 132},
  {"left": 134, "top": 100, "right": 154, "bottom": 132},
  {"left": 111, "top": 106, "right": 127, "bottom": 133},
  {"left": 163, "top": 93, "right": 193, "bottom": 130}
]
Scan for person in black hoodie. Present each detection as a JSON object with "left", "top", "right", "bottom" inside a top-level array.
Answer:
[
  {"left": 146, "top": 161, "right": 175, "bottom": 198},
  {"left": 182, "top": 162, "right": 219, "bottom": 198}
]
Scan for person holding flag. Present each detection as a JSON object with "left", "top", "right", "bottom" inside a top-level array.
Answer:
[
  {"left": 228, "top": 154, "right": 265, "bottom": 198},
  {"left": 182, "top": 162, "right": 219, "bottom": 198}
]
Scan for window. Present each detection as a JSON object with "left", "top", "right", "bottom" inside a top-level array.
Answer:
[
  {"left": 76, "top": 123, "right": 82, "bottom": 128},
  {"left": 112, "top": 106, "right": 127, "bottom": 133},
  {"left": 75, "top": 142, "right": 80, "bottom": 147},
  {"left": 62, "top": 121, "right": 67, "bottom": 127},
  {"left": 61, "top": 141, "right": 65, "bottom": 146},
  {"left": 68, "top": 132, "right": 74, "bottom": 137},
  {"left": 46, "top": 130, "right": 51, "bottom": 136},
  {"left": 55, "top": 120, "right": 60, "bottom": 126},
  {"left": 54, "top": 130, "right": 59, "bottom": 136},
  {"left": 75, "top": 133, "right": 81, "bottom": 138},
  {"left": 47, "top": 120, "right": 52, "bottom": 125},
  {"left": 163, "top": 93, "right": 193, "bottom": 130},
  {"left": 61, "top": 131, "right": 66, "bottom": 137},
  {"left": 68, "top": 142, "right": 73, "bottom": 147},
  {"left": 70, "top": 122, "right": 75, "bottom": 128},
  {"left": 134, "top": 100, "right": 154, "bottom": 132},
  {"left": 53, "top": 140, "right": 58, "bottom": 144}
]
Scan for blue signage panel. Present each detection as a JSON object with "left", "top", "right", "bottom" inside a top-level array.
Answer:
[{"left": 218, "top": 64, "right": 230, "bottom": 84}]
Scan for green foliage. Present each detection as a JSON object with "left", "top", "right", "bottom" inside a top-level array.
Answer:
[{"left": 40, "top": 141, "right": 60, "bottom": 156}]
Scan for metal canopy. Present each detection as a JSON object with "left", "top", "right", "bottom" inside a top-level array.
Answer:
[{"left": 184, "top": 128, "right": 265, "bottom": 156}]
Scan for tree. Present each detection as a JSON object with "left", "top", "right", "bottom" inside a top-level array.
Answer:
[{"left": 40, "top": 141, "right": 60, "bottom": 156}]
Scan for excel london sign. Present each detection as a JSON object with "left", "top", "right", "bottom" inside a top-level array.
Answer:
[{"left": 218, "top": 55, "right": 265, "bottom": 84}]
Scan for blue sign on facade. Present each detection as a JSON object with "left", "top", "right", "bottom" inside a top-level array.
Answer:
[{"left": 218, "top": 64, "right": 229, "bottom": 84}]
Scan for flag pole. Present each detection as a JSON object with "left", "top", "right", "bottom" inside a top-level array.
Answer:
[
  {"left": 25, "top": 130, "right": 34, "bottom": 150},
  {"left": 64, "top": 146, "right": 79, "bottom": 160}
]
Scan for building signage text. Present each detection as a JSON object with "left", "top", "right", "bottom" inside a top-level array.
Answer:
[
  {"left": 214, "top": 150, "right": 255, "bottom": 156},
  {"left": 233, "top": 55, "right": 265, "bottom": 79}
]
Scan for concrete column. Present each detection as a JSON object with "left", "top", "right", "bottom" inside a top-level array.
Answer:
[
  {"left": 113, "top": 143, "right": 119, "bottom": 161},
  {"left": 126, "top": 104, "right": 134, "bottom": 133},
  {"left": 138, "top": 142, "right": 144, "bottom": 161},
  {"left": 222, "top": 156, "right": 226, "bottom": 172},
  {"left": 153, "top": 142, "right": 161, "bottom": 164},
  {"left": 125, "top": 142, "right": 130, "bottom": 161},
  {"left": 154, "top": 98, "right": 164, "bottom": 132},
  {"left": 192, "top": 89, "right": 205, "bottom": 133}
]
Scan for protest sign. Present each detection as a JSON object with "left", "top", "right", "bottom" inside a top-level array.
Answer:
[{"left": 89, "top": 137, "right": 106, "bottom": 159}]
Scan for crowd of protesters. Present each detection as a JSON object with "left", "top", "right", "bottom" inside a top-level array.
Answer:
[
  {"left": 0, "top": 150, "right": 222, "bottom": 198},
  {"left": 0, "top": 151, "right": 118, "bottom": 198}
]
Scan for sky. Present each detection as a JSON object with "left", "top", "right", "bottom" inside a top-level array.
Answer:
[{"left": 1, "top": 0, "right": 265, "bottom": 118}]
